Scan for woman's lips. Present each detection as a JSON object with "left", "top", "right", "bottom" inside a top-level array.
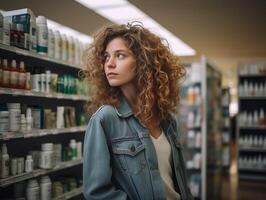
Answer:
[{"left": 107, "top": 72, "right": 118, "bottom": 78}]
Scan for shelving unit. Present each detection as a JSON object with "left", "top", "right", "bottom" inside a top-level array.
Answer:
[
  {"left": 237, "top": 62, "right": 266, "bottom": 181},
  {"left": 0, "top": 159, "right": 83, "bottom": 187},
  {"left": 221, "top": 88, "right": 231, "bottom": 173},
  {"left": 52, "top": 187, "right": 83, "bottom": 200},
  {"left": 0, "top": 43, "right": 87, "bottom": 199},
  {"left": 179, "top": 56, "right": 223, "bottom": 200}
]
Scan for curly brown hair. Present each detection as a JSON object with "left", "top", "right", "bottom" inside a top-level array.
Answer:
[{"left": 82, "top": 22, "right": 186, "bottom": 125}]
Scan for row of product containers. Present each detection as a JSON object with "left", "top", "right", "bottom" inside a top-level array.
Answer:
[
  {"left": 0, "top": 139, "right": 82, "bottom": 179},
  {"left": 0, "top": 8, "right": 87, "bottom": 66}
]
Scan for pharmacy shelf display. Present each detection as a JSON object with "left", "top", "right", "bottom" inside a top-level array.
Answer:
[
  {"left": 0, "top": 42, "right": 87, "bottom": 199},
  {"left": 179, "top": 56, "right": 223, "bottom": 200},
  {"left": 221, "top": 88, "right": 231, "bottom": 172},
  {"left": 237, "top": 62, "right": 266, "bottom": 181}
]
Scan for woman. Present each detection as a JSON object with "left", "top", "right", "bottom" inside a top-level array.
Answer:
[{"left": 82, "top": 22, "right": 193, "bottom": 200}]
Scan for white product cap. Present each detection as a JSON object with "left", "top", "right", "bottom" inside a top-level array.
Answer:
[
  {"left": 40, "top": 176, "right": 51, "bottom": 183},
  {"left": 27, "top": 179, "right": 39, "bottom": 188},
  {"left": 0, "top": 111, "right": 9, "bottom": 117},
  {"left": 2, "top": 144, "right": 8, "bottom": 154},
  {"left": 26, "top": 108, "right": 32, "bottom": 118},
  {"left": 20, "top": 61, "right": 25, "bottom": 69},
  {"left": 41, "top": 143, "right": 53, "bottom": 151},
  {"left": 36, "top": 16, "right": 47, "bottom": 25},
  {"left": 26, "top": 155, "right": 32, "bottom": 160},
  {"left": 11, "top": 59, "right": 17, "bottom": 68},
  {"left": 7, "top": 103, "right": 21, "bottom": 109},
  {"left": 3, "top": 59, "right": 8, "bottom": 67},
  {"left": 21, "top": 114, "right": 26, "bottom": 120}
]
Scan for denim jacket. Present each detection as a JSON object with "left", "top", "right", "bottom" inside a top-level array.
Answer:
[{"left": 83, "top": 96, "right": 193, "bottom": 200}]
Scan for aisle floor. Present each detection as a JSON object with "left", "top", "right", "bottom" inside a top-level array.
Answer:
[{"left": 221, "top": 141, "right": 266, "bottom": 200}]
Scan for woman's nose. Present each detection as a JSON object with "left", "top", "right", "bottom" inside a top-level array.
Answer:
[{"left": 106, "top": 56, "right": 116, "bottom": 68}]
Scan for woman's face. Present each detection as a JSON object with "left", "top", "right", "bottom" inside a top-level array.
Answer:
[{"left": 103, "top": 37, "right": 136, "bottom": 87}]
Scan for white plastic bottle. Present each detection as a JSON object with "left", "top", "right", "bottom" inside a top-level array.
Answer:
[
  {"left": 26, "top": 179, "right": 40, "bottom": 200},
  {"left": 36, "top": 16, "right": 48, "bottom": 55},
  {"left": 61, "top": 34, "right": 68, "bottom": 61},
  {"left": 20, "top": 114, "right": 27, "bottom": 132},
  {"left": 54, "top": 31, "right": 62, "bottom": 60},
  {"left": 7, "top": 103, "right": 21, "bottom": 132},
  {"left": 48, "top": 29, "right": 55, "bottom": 58},
  {"left": 40, "top": 176, "right": 51, "bottom": 200},
  {"left": 30, "top": 16, "right": 37, "bottom": 52},
  {"left": 25, "top": 155, "right": 33, "bottom": 172},
  {"left": 26, "top": 108, "right": 33, "bottom": 131},
  {"left": 67, "top": 36, "right": 74, "bottom": 63},
  {"left": 70, "top": 139, "right": 77, "bottom": 160},
  {"left": 1, "top": 144, "right": 10, "bottom": 178}
]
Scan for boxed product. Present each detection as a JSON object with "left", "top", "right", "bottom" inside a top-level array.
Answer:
[{"left": 2, "top": 8, "right": 35, "bottom": 50}]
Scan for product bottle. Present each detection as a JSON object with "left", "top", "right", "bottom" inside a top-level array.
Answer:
[
  {"left": 26, "top": 108, "right": 33, "bottom": 131},
  {"left": 10, "top": 23, "right": 19, "bottom": 47},
  {"left": 10, "top": 60, "right": 19, "bottom": 89},
  {"left": 1, "top": 144, "right": 10, "bottom": 178},
  {"left": 70, "top": 139, "right": 77, "bottom": 160},
  {"left": 54, "top": 31, "right": 62, "bottom": 60},
  {"left": 259, "top": 109, "right": 265, "bottom": 126},
  {"left": 31, "top": 67, "right": 40, "bottom": 92},
  {"left": 30, "top": 16, "right": 37, "bottom": 52},
  {"left": 2, "top": 59, "right": 10, "bottom": 88},
  {"left": 48, "top": 29, "right": 55, "bottom": 58},
  {"left": 20, "top": 114, "right": 27, "bottom": 132},
  {"left": 25, "top": 65, "right": 31, "bottom": 90},
  {"left": 0, "top": 58, "right": 2, "bottom": 87},
  {"left": 18, "top": 61, "right": 26, "bottom": 89},
  {"left": 17, "top": 24, "right": 25, "bottom": 49},
  {"left": 61, "top": 34, "right": 68, "bottom": 61},
  {"left": 67, "top": 36, "right": 74, "bottom": 64},
  {"left": 74, "top": 38, "right": 80, "bottom": 65},
  {"left": 36, "top": 16, "right": 48, "bottom": 55},
  {"left": 40, "top": 176, "right": 51, "bottom": 200},
  {"left": 25, "top": 155, "right": 33, "bottom": 172},
  {"left": 40, "top": 70, "right": 46, "bottom": 93},
  {"left": 45, "top": 70, "right": 51, "bottom": 93},
  {"left": 7, "top": 103, "right": 21, "bottom": 132},
  {"left": 2, "top": 15, "right": 10, "bottom": 46},
  {"left": 0, "top": 12, "right": 3, "bottom": 44},
  {"left": 26, "top": 179, "right": 40, "bottom": 200}
]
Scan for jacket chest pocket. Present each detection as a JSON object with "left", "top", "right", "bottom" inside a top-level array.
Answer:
[{"left": 112, "top": 139, "right": 146, "bottom": 175}]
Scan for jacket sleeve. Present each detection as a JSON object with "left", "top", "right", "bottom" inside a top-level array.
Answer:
[{"left": 83, "top": 114, "right": 128, "bottom": 200}]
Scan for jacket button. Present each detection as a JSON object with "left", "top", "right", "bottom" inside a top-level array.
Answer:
[{"left": 130, "top": 145, "right": 136, "bottom": 152}]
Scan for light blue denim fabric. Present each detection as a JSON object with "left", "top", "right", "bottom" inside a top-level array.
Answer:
[{"left": 83, "top": 96, "right": 193, "bottom": 200}]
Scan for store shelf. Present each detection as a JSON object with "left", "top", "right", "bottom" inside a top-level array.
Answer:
[
  {"left": 0, "top": 159, "right": 83, "bottom": 187},
  {"left": 238, "top": 167, "right": 266, "bottom": 172},
  {"left": 0, "top": 126, "right": 86, "bottom": 141},
  {"left": 239, "top": 96, "right": 266, "bottom": 100},
  {"left": 239, "top": 74, "right": 266, "bottom": 78},
  {"left": 52, "top": 187, "right": 83, "bottom": 200},
  {"left": 239, "top": 174, "right": 266, "bottom": 181},
  {"left": 0, "top": 43, "right": 81, "bottom": 69},
  {"left": 0, "top": 88, "right": 88, "bottom": 101},
  {"left": 239, "top": 126, "right": 266, "bottom": 130},
  {"left": 239, "top": 146, "right": 266, "bottom": 152}
]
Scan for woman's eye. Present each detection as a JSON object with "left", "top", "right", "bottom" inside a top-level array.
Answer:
[
  {"left": 117, "top": 53, "right": 125, "bottom": 59},
  {"left": 103, "top": 55, "right": 109, "bottom": 62}
]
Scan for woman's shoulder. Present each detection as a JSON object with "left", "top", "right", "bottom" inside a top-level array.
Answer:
[{"left": 92, "top": 105, "right": 118, "bottom": 120}]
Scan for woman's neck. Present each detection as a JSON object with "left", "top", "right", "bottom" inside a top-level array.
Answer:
[{"left": 121, "top": 84, "right": 138, "bottom": 113}]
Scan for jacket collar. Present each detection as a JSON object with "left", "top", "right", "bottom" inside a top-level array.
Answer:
[{"left": 115, "top": 95, "right": 134, "bottom": 118}]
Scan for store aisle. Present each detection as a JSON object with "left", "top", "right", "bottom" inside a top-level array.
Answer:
[{"left": 221, "top": 141, "right": 266, "bottom": 200}]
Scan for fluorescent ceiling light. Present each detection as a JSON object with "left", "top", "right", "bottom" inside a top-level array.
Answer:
[
  {"left": 47, "top": 19, "right": 92, "bottom": 44},
  {"left": 75, "top": 0, "right": 196, "bottom": 56},
  {"left": 97, "top": 4, "right": 146, "bottom": 21},
  {"left": 75, "top": 0, "right": 126, "bottom": 9}
]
